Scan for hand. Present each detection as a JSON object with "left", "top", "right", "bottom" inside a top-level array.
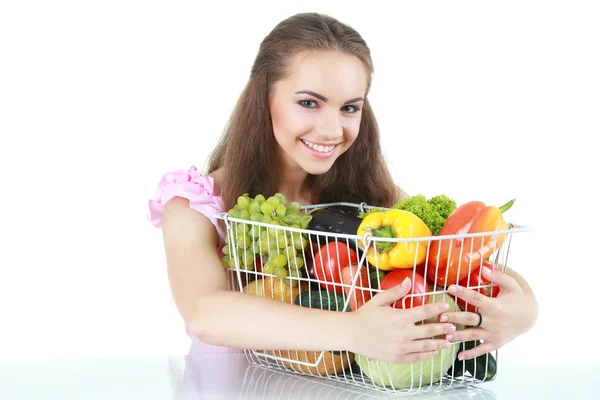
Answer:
[
  {"left": 439, "top": 266, "right": 538, "bottom": 360},
  {"left": 348, "top": 277, "right": 456, "bottom": 364}
]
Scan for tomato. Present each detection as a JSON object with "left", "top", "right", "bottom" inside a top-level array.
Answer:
[
  {"left": 380, "top": 269, "right": 430, "bottom": 309},
  {"left": 313, "top": 242, "right": 359, "bottom": 292},
  {"left": 341, "top": 263, "right": 372, "bottom": 311},
  {"left": 456, "top": 262, "right": 500, "bottom": 313}
]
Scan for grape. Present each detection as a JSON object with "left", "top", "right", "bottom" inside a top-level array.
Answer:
[
  {"left": 293, "top": 235, "right": 308, "bottom": 250},
  {"left": 275, "top": 204, "right": 286, "bottom": 217},
  {"left": 263, "top": 261, "right": 275, "bottom": 275},
  {"left": 234, "top": 222, "right": 250, "bottom": 234},
  {"left": 249, "top": 201, "right": 262, "bottom": 215},
  {"left": 239, "top": 209, "right": 250, "bottom": 220},
  {"left": 271, "top": 254, "right": 288, "bottom": 269},
  {"left": 255, "top": 194, "right": 266, "bottom": 204},
  {"left": 261, "top": 214, "right": 273, "bottom": 223},
  {"left": 241, "top": 250, "right": 255, "bottom": 267},
  {"left": 291, "top": 256, "right": 304, "bottom": 270},
  {"left": 274, "top": 193, "right": 287, "bottom": 205},
  {"left": 277, "top": 235, "right": 288, "bottom": 249},
  {"left": 221, "top": 256, "right": 230, "bottom": 268},
  {"left": 288, "top": 201, "right": 301, "bottom": 214},
  {"left": 284, "top": 246, "right": 297, "bottom": 259},
  {"left": 274, "top": 267, "right": 288, "bottom": 279},
  {"left": 249, "top": 225, "right": 262, "bottom": 240},
  {"left": 260, "top": 202, "right": 275, "bottom": 216},
  {"left": 266, "top": 196, "right": 280, "bottom": 207},
  {"left": 237, "top": 196, "right": 251, "bottom": 210},
  {"left": 222, "top": 245, "right": 231, "bottom": 256},
  {"left": 228, "top": 257, "right": 238, "bottom": 268},
  {"left": 236, "top": 233, "right": 251, "bottom": 249},
  {"left": 250, "top": 213, "right": 263, "bottom": 222},
  {"left": 228, "top": 209, "right": 241, "bottom": 218}
]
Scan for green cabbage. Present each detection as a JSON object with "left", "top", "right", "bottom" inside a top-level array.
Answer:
[{"left": 356, "top": 293, "right": 461, "bottom": 389}]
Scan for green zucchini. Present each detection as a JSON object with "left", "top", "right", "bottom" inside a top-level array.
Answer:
[
  {"left": 294, "top": 290, "right": 349, "bottom": 312},
  {"left": 451, "top": 341, "right": 497, "bottom": 381}
]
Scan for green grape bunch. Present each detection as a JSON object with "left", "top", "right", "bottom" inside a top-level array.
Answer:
[{"left": 220, "top": 192, "right": 311, "bottom": 285}]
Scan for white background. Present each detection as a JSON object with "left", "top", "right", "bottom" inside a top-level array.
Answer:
[{"left": 1, "top": 0, "right": 598, "bottom": 366}]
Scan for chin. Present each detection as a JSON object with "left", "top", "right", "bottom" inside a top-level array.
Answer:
[{"left": 299, "top": 159, "right": 336, "bottom": 176}]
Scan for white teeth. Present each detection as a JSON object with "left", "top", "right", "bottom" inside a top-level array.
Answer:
[{"left": 302, "top": 139, "right": 334, "bottom": 153}]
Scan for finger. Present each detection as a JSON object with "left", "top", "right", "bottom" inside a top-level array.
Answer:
[
  {"left": 481, "top": 266, "right": 522, "bottom": 293},
  {"left": 447, "top": 328, "right": 486, "bottom": 343},
  {"left": 458, "top": 341, "right": 495, "bottom": 361},
  {"left": 407, "top": 301, "right": 450, "bottom": 322},
  {"left": 402, "top": 350, "right": 440, "bottom": 364},
  {"left": 439, "top": 311, "right": 483, "bottom": 327},
  {"left": 371, "top": 277, "right": 411, "bottom": 306},
  {"left": 448, "top": 284, "right": 489, "bottom": 311},
  {"left": 411, "top": 323, "right": 456, "bottom": 340},
  {"left": 407, "top": 339, "right": 450, "bottom": 354}
]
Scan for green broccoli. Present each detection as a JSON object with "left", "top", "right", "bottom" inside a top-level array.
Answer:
[
  {"left": 358, "top": 194, "right": 457, "bottom": 236},
  {"left": 427, "top": 194, "right": 457, "bottom": 220}
]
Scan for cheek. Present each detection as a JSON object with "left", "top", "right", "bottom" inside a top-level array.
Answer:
[
  {"left": 343, "top": 117, "right": 361, "bottom": 143},
  {"left": 272, "top": 104, "right": 313, "bottom": 140}
]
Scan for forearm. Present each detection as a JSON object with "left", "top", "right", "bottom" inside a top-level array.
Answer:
[
  {"left": 506, "top": 267, "right": 536, "bottom": 297},
  {"left": 506, "top": 266, "right": 539, "bottom": 328},
  {"left": 190, "top": 290, "right": 354, "bottom": 352}
]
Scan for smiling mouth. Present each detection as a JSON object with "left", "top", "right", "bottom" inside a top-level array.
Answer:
[{"left": 301, "top": 139, "right": 337, "bottom": 153}]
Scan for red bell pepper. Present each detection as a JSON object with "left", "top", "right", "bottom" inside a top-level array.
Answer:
[
  {"left": 455, "top": 262, "right": 501, "bottom": 313},
  {"left": 426, "top": 199, "right": 514, "bottom": 287}
]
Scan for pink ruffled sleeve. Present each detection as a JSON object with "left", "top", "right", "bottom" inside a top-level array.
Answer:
[{"left": 148, "top": 166, "right": 227, "bottom": 243}]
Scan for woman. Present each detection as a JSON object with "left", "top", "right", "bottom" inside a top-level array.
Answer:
[{"left": 148, "top": 12, "right": 538, "bottom": 363}]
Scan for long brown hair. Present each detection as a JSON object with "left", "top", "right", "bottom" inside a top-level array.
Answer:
[{"left": 206, "top": 12, "right": 398, "bottom": 210}]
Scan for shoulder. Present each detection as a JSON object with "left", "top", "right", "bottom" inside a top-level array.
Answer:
[{"left": 147, "top": 165, "right": 227, "bottom": 239}]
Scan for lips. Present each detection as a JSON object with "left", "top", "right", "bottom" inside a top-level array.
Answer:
[{"left": 301, "top": 139, "right": 337, "bottom": 153}]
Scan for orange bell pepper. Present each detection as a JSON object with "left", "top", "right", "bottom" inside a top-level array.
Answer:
[{"left": 426, "top": 199, "right": 514, "bottom": 287}]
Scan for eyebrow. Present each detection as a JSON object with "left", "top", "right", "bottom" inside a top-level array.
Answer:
[{"left": 295, "top": 90, "right": 364, "bottom": 105}]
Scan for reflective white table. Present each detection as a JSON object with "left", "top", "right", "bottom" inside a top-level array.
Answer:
[{"left": 1, "top": 353, "right": 597, "bottom": 399}]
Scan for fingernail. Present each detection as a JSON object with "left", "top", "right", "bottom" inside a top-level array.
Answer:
[
  {"left": 442, "top": 341, "right": 450, "bottom": 349},
  {"left": 439, "top": 315, "right": 448, "bottom": 322},
  {"left": 448, "top": 286, "right": 457, "bottom": 294},
  {"left": 402, "top": 277, "right": 410, "bottom": 287},
  {"left": 482, "top": 266, "right": 492, "bottom": 275},
  {"left": 446, "top": 334, "right": 454, "bottom": 341},
  {"left": 448, "top": 325, "right": 456, "bottom": 333},
  {"left": 458, "top": 354, "right": 465, "bottom": 360},
  {"left": 443, "top": 302, "right": 450, "bottom": 310}
]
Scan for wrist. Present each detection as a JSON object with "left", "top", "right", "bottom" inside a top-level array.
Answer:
[{"left": 335, "top": 310, "right": 359, "bottom": 353}]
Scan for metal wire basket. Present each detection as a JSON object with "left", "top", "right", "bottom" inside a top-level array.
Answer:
[{"left": 215, "top": 201, "right": 531, "bottom": 396}]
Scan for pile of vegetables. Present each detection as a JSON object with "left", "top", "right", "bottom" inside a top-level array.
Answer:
[{"left": 227, "top": 191, "right": 514, "bottom": 388}]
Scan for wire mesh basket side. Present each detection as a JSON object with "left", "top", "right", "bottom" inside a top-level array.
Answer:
[{"left": 217, "top": 202, "right": 530, "bottom": 395}]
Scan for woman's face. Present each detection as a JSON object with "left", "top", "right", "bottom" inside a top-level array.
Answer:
[{"left": 268, "top": 50, "right": 368, "bottom": 176}]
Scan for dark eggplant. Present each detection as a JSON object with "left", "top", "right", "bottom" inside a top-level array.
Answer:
[{"left": 306, "top": 208, "right": 363, "bottom": 238}]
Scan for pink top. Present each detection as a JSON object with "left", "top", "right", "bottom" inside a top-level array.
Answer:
[{"left": 148, "top": 165, "right": 243, "bottom": 355}]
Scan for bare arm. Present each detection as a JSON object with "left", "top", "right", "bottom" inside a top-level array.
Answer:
[
  {"left": 506, "top": 266, "right": 539, "bottom": 320},
  {"left": 161, "top": 196, "right": 353, "bottom": 352}
]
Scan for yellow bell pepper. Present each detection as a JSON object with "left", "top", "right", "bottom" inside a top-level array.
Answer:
[{"left": 356, "top": 210, "right": 432, "bottom": 270}]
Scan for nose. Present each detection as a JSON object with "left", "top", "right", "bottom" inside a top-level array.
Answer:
[{"left": 316, "top": 110, "right": 343, "bottom": 142}]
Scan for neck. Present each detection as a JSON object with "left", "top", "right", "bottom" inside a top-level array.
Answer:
[{"left": 277, "top": 157, "right": 312, "bottom": 205}]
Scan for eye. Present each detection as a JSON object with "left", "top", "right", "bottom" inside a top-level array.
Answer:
[
  {"left": 298, "top": 100, "right": 318, "bottom": 108},
  {"left": 342, "top": 105, "right": 361, "bottom": 114}
]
